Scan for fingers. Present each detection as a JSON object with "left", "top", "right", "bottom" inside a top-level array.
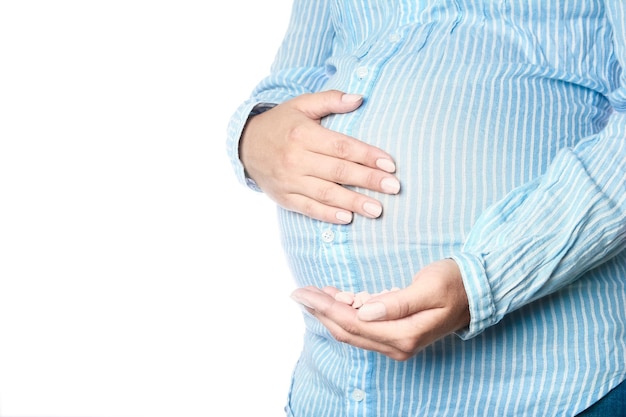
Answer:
[
  {"left": 290, "top": 91, "right": 398, "bottom": 176},
  {"left": 277, "top": 176, "right": 391, "bottom": 224},
  {"left": 292, "top": 285, "right": 452, "bottom": 360},
  {"left": 289, "top": 261, "right": 470, "bottom": 360},
  {"left": 291, "top": 121, "right": 398, "bottom": 177},
  {"left": 357, "top": 287, "right": 424, "bottom": 322},
  {"left": 357, "top": 260, "right": 470, "bottom": 334},
  {"left": 240, "top": 90, "right": 401, "bottom": 223},
  {"left": 275, "top": 123, "right": 400, "bottom": 222},
  {"left": 291, "top": 287, "right": 412, "bottom": 360},
  {"left": 296, "top": 138, "right": 401, "bottom": 193}
]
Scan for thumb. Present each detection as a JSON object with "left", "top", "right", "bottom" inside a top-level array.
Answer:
[
  {"left": 297, "top": 90, "right": 364, "bottom": 120},
  {"left": 356, "top": 286, "right": 427, "bottom": 322},
  {"left": 357, "top": 259, "right": 464, "bottom": 322}
]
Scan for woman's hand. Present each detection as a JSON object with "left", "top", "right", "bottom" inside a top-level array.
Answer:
[
  {"left": 240, "top": 90, "right": 401, "bottom": 224},
  {"left": 290, "top": 259, "right": 471, "bottom": 361}
]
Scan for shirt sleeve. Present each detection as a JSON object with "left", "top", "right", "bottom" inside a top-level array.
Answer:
[
  {"left": 225, "top": 0, "right": 335, "bottom": 189},
  {"left": 453, "top": 2, "right": 626, "bottom": 339}
]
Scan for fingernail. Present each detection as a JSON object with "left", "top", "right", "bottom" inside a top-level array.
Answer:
[
  {"left": 363, "top": 202, "right": 382, "bottom": 218},
  {"left": 376, "top": 158, "right": 396, "bottom": 173},
  {"left": 290, "top": 293, "right": 314, "bottom": 309},
  {"left": 352, "top": 291, "right": 373, "bottom": 309},
  {"left": 336, "top": 211, "right": 353, "bottom": 223},
  {"left": 334, "top": 291, "right": 355, "bottom": 305},
  {"left": 357, "top": 302, "right": 386, "bottom": 321},
  {"left": 381, "top": 177, "right": 401, "bottom": 194},
  {"left": 342, "top": 93, "right": 363, "bottom": 103}
]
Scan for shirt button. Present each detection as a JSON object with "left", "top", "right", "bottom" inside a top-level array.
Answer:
[
  {"left": 356, "top": 66, "right": 369, "bottom": 79},
  {"left": 388, "top": 33, "right": 401, "bottom": 43},
  {"left": 351, "top": 389, "right": 365, "bottom": 402},
  {"left": 321, "top": 229, "right": 335, "bottom": 243}
]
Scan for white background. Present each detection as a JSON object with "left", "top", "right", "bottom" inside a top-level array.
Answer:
[{"left": 0, "top": 1, "right": 304, "bottom": 416}]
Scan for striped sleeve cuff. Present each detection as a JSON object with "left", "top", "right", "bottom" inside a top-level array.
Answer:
[
  {"left": 451, "top": 252, "right": 497, "bottom": 339},
  {"left": 225, "top": 102, "right": 278, "bottom": 192}
]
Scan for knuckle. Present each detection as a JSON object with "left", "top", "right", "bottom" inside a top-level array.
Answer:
[
  {"left": 364, "top": 170, "right": 380, "bottom": 189},
  {"left": 364, "top": 146, "right": 382, "bottom": 163},
  {"left": 397, "top": 340, "right": 419, "bottom": 355},
  {"left": 314, "top": 184, "right": 334, "bottom": 204},
  {"left": 342, "top": 322, "right": 363, "bottom": 337},
  {"left": 332, "top": 162, "right": 348, "bottom": 183},
  {"left": 300, "top": 200, "right": 317, "bottom": 219},
  {"left": 332, "top": 137, "right": 351, "bottom": 159},
  {"left": 330, "top": 330, "right": 350, "bottom": 344},
  {"left": 278, "top": 151, "right": 298, "bottom": 172},
  {"left": 286, "top": 124, "right": 307, "bottom": 145}
]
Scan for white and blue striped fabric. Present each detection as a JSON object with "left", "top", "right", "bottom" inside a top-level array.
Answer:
[{"left": 226, "top": 1, "right": 626, "bottom": 416}]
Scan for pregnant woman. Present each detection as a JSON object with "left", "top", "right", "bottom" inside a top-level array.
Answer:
[{"left": 226, "top": 2, "right": 626, "bottom": 416}]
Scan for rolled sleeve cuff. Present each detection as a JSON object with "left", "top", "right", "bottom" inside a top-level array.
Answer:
[
  {"left": 225, "top": 102, "right": 277, "bottom": 192},
  {"left": 451, "top": 252, "right": 497, "bottom": 340},
  {"left": 226, "top": 101, "right": 259, "bottom": 189}
]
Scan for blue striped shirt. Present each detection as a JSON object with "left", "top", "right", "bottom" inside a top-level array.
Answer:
[{"left": 227, "top": 1, "right": 626, "bottom": 416}]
